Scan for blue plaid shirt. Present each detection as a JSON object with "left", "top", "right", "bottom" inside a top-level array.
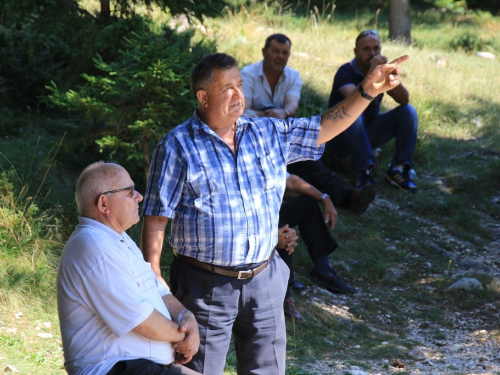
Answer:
[{"left": 142, "top": 111, "right": 324, "bottom": 266}]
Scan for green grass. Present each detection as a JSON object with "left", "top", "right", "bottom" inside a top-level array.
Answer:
[{"left": 2, "top": 3, "right": 500, "bottom": 374}]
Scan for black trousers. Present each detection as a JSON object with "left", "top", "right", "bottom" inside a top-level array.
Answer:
[
  {"left": 287, "top": 159, "right": 354, "bottom": 209},
  {"left": 278, "top": 194, "right": 338, "bottom": 286},
  {"left": 107, "top": 359, "right": 201, "bottom": 375}
]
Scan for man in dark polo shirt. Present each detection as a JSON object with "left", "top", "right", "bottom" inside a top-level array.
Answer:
[{"left": 326, "top": 29, "right": 418, "bottom": 194}]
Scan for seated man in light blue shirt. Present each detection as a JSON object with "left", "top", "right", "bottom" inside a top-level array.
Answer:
[
  {"left": 241, "top": 33, "right": 301, "bottom": 119},
  {"left": 57, "top": 162, "right": 201, "bottom": 375}
]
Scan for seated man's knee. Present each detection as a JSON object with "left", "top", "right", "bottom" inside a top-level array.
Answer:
[
  {"left": 399, "top": 104, "right": 418, "bottom": 124},
  {"left": 296, "top": 195, "right": 319, "bottom": 213}
]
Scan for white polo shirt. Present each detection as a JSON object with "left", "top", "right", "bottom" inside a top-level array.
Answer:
[
  {"left": 241, "top": 60, "right": 302, "bottom": 116},
  {"left": 57, "top": 217, "right": 174, "bottom": 375}
]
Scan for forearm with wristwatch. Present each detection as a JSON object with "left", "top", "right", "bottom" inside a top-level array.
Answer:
[{"left": 320, "top": 193, "right": 330, "bottom": 203}]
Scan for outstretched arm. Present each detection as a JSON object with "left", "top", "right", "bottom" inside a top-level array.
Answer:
[{"left": 317, "top": 55, "right": 409, "bottom": 144}]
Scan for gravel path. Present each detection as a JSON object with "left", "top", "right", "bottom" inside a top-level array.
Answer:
[{"left": 294, "top": 193, "right": 500, "bottom": 375}]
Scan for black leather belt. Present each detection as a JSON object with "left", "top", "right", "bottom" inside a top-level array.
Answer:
[{"left": 174, "top": 249, "right": 275, "bottom": 279}]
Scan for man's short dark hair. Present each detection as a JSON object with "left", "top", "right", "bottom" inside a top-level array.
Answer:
[
  {"left": 355, "top": 29, "right": 380, "bottom": 46},
  {"left": 264, "top": 33, "right": 292, "bottom": 50},
  {"left": 191, "top": 53, "right": 238, "bottom": 94}
]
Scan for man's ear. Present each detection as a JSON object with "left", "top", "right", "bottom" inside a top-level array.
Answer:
[
  {"left": 261, "top": 47, "right": 266, "bottom": 57},
  {"left": 96, "top": 195, "right": 110, "bottom": 214},
  {"left": 196, "top": 90, "right": 208, "bottom": 107}
]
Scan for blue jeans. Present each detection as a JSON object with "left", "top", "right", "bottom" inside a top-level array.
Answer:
[{"left": 325, "top": 104, "right": 418, "bottom": 172}]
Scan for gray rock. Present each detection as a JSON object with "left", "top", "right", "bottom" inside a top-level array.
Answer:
[
  {"left": 4, "top": 365, "right": 20, "bottom": 373},
  {"left": 408, "top": 347, "right": 427, "bottom": 360},
  {"left": 345, "top": 369, "right": 368, "bottom": 375},
  {"left": 385, "top": 267, "right": 405, "bottom": 280},
  {"left": 447, "top": 278, "right": 483, "bottom": 291}
]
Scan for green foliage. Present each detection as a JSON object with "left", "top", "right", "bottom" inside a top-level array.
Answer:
[
  {"left": 110, "top": 0, "right": 228, "bottom": 20},
  {"left": 428, "top": 0, "right": 468, "bottom": 14},
  {"left": 0, "top": 0, "right": 95, "bottom": 111},
  {"left": 0, "top": 169, "right": 62, "bottom": 304},
  {"left": 47, "top": 25, "right": 213, "bottom": 181},
  {"left": 449, "top": 32, "right": 495, "bottom": 52}
]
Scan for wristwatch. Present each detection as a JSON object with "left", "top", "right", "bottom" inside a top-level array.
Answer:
[
  {"left": 358, "top": 84, "right": 375, "bottom": 101},
  {"left": 320, "top": 193, "right": 330, "bottom": 202}
]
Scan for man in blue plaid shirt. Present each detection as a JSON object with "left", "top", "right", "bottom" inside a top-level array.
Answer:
[{"left": 141, "top": 52, "right": 408, "bottom": 375}]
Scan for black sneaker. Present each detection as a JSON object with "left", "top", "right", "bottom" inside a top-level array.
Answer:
[
  {"left": 308, "top": 269, "right": 357, "bottom": 294},
  {"left": 385, "top": 166, "right": 417, "bottom": 193},
  {"left": 291, "top": 280, "right": 306, "bottom": 292},
  {"left": 355, "top": 168, "right": 374, "bottom": 189},
  {"left": 284, "top": 297, "right": 305, "bottom": 324}
]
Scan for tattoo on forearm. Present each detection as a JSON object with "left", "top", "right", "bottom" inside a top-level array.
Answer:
[{"left": 326, "top": 106, "right": 351, "bottom": 122}]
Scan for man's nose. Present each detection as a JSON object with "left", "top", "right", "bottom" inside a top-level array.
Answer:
[
  {"left": 135, "top": 191, "right": 144, "bottom": 202},
  {"left": 234, "top": 86, "right": 243, "bottom": 98}
]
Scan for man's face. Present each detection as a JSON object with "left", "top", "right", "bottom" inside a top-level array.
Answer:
[
  {"left": 203, "top": 67, "right": 245, "bottom": 126},
  {"left": 105, "top": 169, "right": 143, "bottom": 232},
  {"left": 262, "top": 39, "right": 291, "bottom": 74},
  {"left": 354, "top": 34, "right": 381, "bottom": 70}
]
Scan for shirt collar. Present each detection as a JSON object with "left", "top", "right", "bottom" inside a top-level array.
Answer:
[
  {"left": 350, "top": 58, "right": 364, "bottom": 77},
  {"left": 78, "top": 216, "right": 124, "bottom": 241},
  {"left": 190, "top": 108, "right": 252, "bottom": 134}
]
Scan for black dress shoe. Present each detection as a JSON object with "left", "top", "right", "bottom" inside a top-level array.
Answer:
[
  {"left": 350, "top": 183, "right": 375, "bottom": 214},
  {"left": 308, "top": 269, "right": 357, "bottom": 294},
  {"left": 292, "top": 281, "right": 305, "bottom": 292},
  {"left": 284, "top": 297, "right": 305, "bottom": 324}
]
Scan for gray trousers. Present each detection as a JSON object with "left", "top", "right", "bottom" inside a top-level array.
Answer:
[{"left": 170, "top": 253, "right": 289, "bottom": 375}]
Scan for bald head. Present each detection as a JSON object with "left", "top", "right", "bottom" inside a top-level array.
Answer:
[{"left": 75, "top": 162, "right": 126, "bottom": 218}]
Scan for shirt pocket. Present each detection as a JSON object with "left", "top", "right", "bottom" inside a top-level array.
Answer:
[
  {"left": 257, "top": 153, "right": 279, "bottom": 192},
  {"left": 185, "top": 162, "right": 219, "bottom": 215}
]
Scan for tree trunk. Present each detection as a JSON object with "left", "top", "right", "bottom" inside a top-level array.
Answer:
[
  {"left": 389, "top": 0, "right": 411, "bottom": 45},
  {"left": 100, "top": 0, "right": 111, "bottom": 23},
  {"left": 142, "top": 134, "right": 151, "bottom": 183}
]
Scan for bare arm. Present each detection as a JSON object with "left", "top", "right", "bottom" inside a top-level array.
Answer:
[
  {"left": 286, "top": 175, "right": 337, "bottom": 230},
  {"left": 387, "top": 83, "right": 409, "bottom": 105},
  {"left": 318, "top": 55, "right": 409, "bottom": 145},
  {"left": 133, "top": 308, "right": 186, "bottom": 342},
  {"left": 243, "top": 96, "right": 266, "bottom": 117},
  {"left": 339, "top": 84, "right": 357, "bottom": 99},
  {"left": 163, "top": 294, "right": 200, "bottom": 365},
  {"left": 141, "top": 215, "right": 169, "bottom": 286},
  {"left": 264, "top": 95, "right": 300, "bottom": 119}
]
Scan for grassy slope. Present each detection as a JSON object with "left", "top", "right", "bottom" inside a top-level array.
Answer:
[
  {"left": 211, "top": 7, "right": 500, "bottom": 374},
  {"left": 1, "top": 5, "right": 500, "bottom": 374}
]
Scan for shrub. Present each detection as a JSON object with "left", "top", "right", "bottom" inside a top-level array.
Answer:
[
  {"left": 449, "top": 32, "right": 494, "bottom": 52},
  {"left": 47, "top": 21, "right": 214, "bottom": 183},
  {"left": 0, "top": 170, "right": 63, "bottom": 305}
]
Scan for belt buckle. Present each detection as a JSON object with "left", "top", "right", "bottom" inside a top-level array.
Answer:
[{"left": 237, "top": 269, "right": 253, "bottom": 279}]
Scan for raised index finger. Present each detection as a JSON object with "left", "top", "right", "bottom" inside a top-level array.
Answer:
[{"left": 389, "top": 55, "right": 410, "bottom": 66}]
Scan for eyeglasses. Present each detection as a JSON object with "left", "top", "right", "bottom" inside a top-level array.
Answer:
[
  {"left": 95, "top": 185, "right": 135, "bottom": 205},
  {"left": 356, "top": 29, "right": 380, "bottom": 43}
]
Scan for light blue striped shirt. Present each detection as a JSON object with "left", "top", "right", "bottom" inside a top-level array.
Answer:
[{"left": 142, "top": 111, "right": 324, "bottom": 266}]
